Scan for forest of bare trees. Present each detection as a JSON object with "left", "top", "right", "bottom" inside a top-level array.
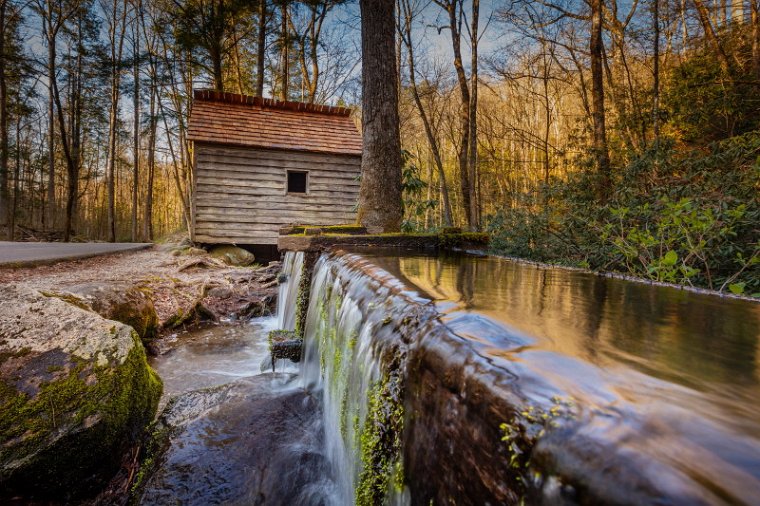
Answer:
[{"left": 0, "top": 0, "right": 757, "bottom": 292}]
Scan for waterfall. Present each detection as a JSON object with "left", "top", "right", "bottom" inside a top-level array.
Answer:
[
  {"left": 299, "top": 253, "right": 412, "bottom": 506},
  {"left": 277, "top": 251, "right": 304, "bottom": 330}
]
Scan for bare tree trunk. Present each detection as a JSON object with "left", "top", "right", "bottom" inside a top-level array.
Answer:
[
  {"left": 144, "top": 69, "right": 156, "bottom": 241},
  {"left": 590, "top": 0, "right": 611, "bottom": 192},
  {"left": 107, "top": 0, "right": 128, "bottom": 242},
  {"left": 732, "top": 0, "right": 744, "bottom": 22},
  {"left": 399, "top": 0, "right": 452, "bottom": 226},
  {"left": 437, "top": 0, "right": 472, "bottom": 228},
  {"left": 63, "top": 16, "right": 84, "bottom": 242},
  {"left": 11, "top": 115, "right": 20, "bottom": 239},
  {"left": 467, "top": 0, "right": 479, "bottom": 230},
  {"left": 653, "top": 0, "right": 661, "bottom": 143},
  {"left": 357, "top": 0, "right": 402, "bottom": 232},
  {"left": 541, "top": 47, "right": 552, "bottom": 188},
  {"left": 132, "top": 4, "right": 140, "bottom": 242},
  {"left": 693, "top": 0, "right": 733, "bottom": 74},
  {"left": 0, "top": 0, "right": 9, "bottom": 236},
  {"left": 46, "top": 8, "right": 56, "bottom": 230},
  {"left": 256, "top": 0, "right": 266, "bottom": 96},
  {"left": 752, "top": 0, "right": 760, "bottom": 79},
  {"left": 279, "top": 1, "right": 289, "bottom": 100}
]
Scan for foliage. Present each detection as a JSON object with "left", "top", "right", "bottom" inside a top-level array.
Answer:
[
  {"left": 664, "top": 26, "right": 760, "bottom": 145},
  {"left": 487, "top": 132, "right": 760, "bottom": 295},
  {"left": 400, "top": 151, "right": 437, "bottom": 233}
]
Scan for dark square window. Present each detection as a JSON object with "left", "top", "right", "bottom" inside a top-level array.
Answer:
[{"left": 287, "top": 170, "right": 308, "bottom": 193}]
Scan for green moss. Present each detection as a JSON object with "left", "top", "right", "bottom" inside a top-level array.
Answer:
[
  {"left": 40, "top": 291, "right": 91, "bottom": 312},
  {"left": 284, "top": 224, "right": 367, "bottom": 235},
  {"left": 0, "top": 332, "right": 162, "bottom": 496},
  {"left": 268, "top": 329, "right": 302, "bottom": 364},
  {"left": 129, "top": 420, "right": 174, "bottom": 499},
  {"left": 356, "top": 373, "right": 405, "bottom": 506},
  {"left": 294, "top": 263, "right": 311, "bottom": 338},
  {"left": 109, "top": 301, "right": 159, "bottom": 341},
  {"left": 0, "top": 347, "right": 32, "bottom": 365},
  {"left": 499, "top": 396, "right": 575, "bottom": 489},
  {"left": 437, "top": 232, "right": 490, "bottom": 249}
]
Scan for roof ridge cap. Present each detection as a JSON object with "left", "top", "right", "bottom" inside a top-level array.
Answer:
[{"left": 192, "top": 89, "right": 352, "bottom": 117}]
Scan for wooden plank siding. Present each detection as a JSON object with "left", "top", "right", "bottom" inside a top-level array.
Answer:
[{"left": 191, "top": 143, "right": 361, "bottom": 245}]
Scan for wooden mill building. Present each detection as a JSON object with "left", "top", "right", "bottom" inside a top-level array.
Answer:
[{"left": 187, "top": 90, "right": 362, "bottom": 247}]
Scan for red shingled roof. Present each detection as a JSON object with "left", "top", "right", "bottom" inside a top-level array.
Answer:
[{"left": 187, "top": 90, "right": 362, "bottom": 156}]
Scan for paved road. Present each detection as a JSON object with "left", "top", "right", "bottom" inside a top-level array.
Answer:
[{"left": 0, "top": 241, "right": 152, "bottom": 267}]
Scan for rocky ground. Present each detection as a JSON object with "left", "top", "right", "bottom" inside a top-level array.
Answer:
[
  {"left": 0, "top": 241, "right": 282, "bottom": 504},
  {"left": 0, "top": 242, "right": 280, "bottom": 352}
]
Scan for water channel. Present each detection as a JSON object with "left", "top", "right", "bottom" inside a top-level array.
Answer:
[{"left": 146, "top": 248, "right": 760, "bottom": 505}]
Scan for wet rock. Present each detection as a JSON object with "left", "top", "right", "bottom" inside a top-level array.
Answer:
[
  {"left": 135, "top": 375, "right": 332, "bottom": 506},
  {"left": 209, "top": 245, "right": 256, "bottom": 267},
  {"left": 0, "top": 285, "right": 162, "bottom": 500},
  {"left": 268, "top": 330, "right": 302, "bottom": 368},
  {"left": 48, "top": 282, "right": 160, "bottom": 341}
]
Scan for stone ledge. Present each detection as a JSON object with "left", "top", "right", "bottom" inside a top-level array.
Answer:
[{"left": 277, "top": 232, "right": 489, "bottom": 253}]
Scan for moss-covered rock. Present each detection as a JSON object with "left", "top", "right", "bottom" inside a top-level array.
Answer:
[
  {"left": 209, "top": 245, "right": 256, "bottom": 266},
  {"left": 45, "top": 282, "right": 160, "bottom": 341},
  {"left": 268, "top": 330, "right": 303, "bottom": 367},
  {"left": 0, "top": 285, "right": 162, "bottom": 500}
]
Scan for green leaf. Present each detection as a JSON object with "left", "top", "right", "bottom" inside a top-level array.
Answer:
[
  {"left": 662, "top": 250, "right": 678, "bottom": 266},
  {"left": 729, "top": 283, "right": 746, "bottom": 295}
]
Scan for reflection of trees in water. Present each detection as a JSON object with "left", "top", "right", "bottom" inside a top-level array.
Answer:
[
  {"left": 397, "top": 253, "right": 760, "bottom": 391},
  {"left": 577, "top": 274, "right": 608, "bottom": 361},
  {"left": 600, "top": 280, "right": 760, "bottom": 388},
  {"left": 455, "top": 259, "right": 475, "bottom": 309}
]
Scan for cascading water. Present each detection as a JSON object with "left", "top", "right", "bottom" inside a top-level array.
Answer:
[
  {"left": 277, "top": 251, "right": 304, "bottom": 330},
  {"left": 277, "top": 248, "right": 760, "bottom": 505},
  {"left": 278, "top": 251, "right": 412, "bottom": 505}
]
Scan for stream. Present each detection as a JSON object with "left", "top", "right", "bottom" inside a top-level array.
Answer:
[{"left": 143, "top": 248, "right": 760, "bottom": 505}]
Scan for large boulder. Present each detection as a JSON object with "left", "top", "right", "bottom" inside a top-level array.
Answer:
[
  {"left": 135, "top": 375, "right": 331, "bottom": 506},
  {"left": 47, "top": 282, "right": 160, "bottom": 341},
  {"left": 0, "top": 285, "right": 162, "bottom": 500}
]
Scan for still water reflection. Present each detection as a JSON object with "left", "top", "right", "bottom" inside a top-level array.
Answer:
[{"left": 365, "top": 251, "right": 760, "bottom": 438}]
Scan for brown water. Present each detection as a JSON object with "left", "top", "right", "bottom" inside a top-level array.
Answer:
[{"left": 359, "top": 250, "right": 760, "bottom": 503}]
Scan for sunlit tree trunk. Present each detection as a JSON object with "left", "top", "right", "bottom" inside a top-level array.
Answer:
[
  {"left": 279, "top": 0, "right": 289, "bottom": 100},
  {"left": 256, "top": 0, "right": 266, "bottom": 96},
  {"left": 132, "top": 1, "right": 140, "bottom": 242},
  {"left": 468, "top": 0, "right": 479, "bottom": 230},
  {"left": 436, "top": 0, "right": 472, "bottom": 229},
  {"left": 590, "top": 0, "right": 611, "bottom": 192},
  {"left": 399, "top": 0, "right": 452, "bottom": 226},
  {"left": 106, "top": 0, "right": 128, "bottom": 242},
  {"left": 357, "top": 0, "right": 402, "bottom": 232}
]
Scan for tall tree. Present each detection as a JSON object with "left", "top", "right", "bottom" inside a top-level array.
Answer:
[
  {"left": 590, "top": 0, "right": 610, "bottom": 190},
  {"left": 139, "top": 0, "right": 157, "bottom": 239},
  {"left": 61, "top": 9, "right": 85, "bottom": 241},
  {"left": 0, "top": 0, "right": 10, "bottom": 235},
  {"left": 399, "top": 0, "right": 452, "bottom": 226},
  {"left": 256, "top": 0, "right": 266, "bottom": 96},
  {"left": 37, "top": 0, "right": 78, "bottom": 230},
  {"left": 131, "top": 0, "right": 140, "bottom": 241},
  {"left": 172, "top": 0, "right": 255, "bottom": 92},
  {"left": 358, "top": 0, "right": 402, "bottom": 232},
  {"left": 468, "top": 0, "right": 479, "bottom": 228},
  {"left": 104, "top": 0, "right": 128, "bottom": 242},
  {"left": 434, "top": 0, "right": 474, "bottom": 229},
  {"left": 277, "top": 0, "right": 289, "bottom": 99}
]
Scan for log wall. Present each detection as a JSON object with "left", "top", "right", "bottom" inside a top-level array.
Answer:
[{"left": 192, "top": 143, "right": 361, "bottom": 245}]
